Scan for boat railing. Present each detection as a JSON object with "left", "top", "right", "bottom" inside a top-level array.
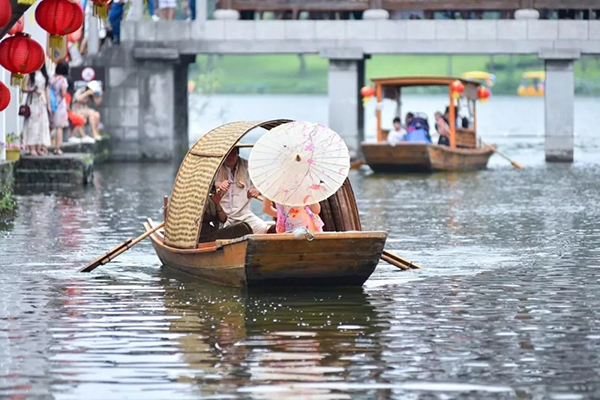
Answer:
[{"left": 456, "top": 128, "right": 477, "bottom": 149}]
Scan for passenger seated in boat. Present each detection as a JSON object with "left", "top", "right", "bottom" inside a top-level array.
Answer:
[
  {"left": 215, "top": 147, "right": 269, "bottom": 234},
  {"left": 404, "top": 112, "right": 415, "bottom": 132},
  {"left": 403, "top": 113, "right": 432, "bottom": 143},
  {"left": 435, "top": 112, "right": 451, "bottom": 146},
  {"left": 198, "top": 184, "right": 253, "bottom": 243},
  {"left": 387, "top": 117, "right": 406, "bottom": 144},
  {"left": 262, "top": 199, "right": 324, "bottom": 234}
]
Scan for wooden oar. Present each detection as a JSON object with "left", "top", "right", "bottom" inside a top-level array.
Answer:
[
  {"left": 350, "top": 160, "right": 365, "bottom": 170},
  {"left": 482, "top": 141, "right": 523, "bottom": 170},
  {"left": 382, "top": 249, "right": 421, "bottom": 270},
  {"left": 79, "top": 221, "right": 165, "bottom": 273}
]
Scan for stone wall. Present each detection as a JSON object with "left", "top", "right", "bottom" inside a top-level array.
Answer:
[{"left": 90, "top": 47, "right": 191, "bottom": 162}]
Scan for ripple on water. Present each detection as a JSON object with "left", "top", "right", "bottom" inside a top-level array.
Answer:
[{"left": 1, "top": 158, "right": 600, "bottom": 398}]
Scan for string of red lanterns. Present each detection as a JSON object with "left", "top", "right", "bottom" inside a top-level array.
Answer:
[
  {"left": 0, "top": 0, "right": 12, "bottom": 28},
  {"left": 450, "top": 80, "right": 465, "bottom": 100},
  {"left": 0, "top": 81, "right": 10, "bottom": 112},
  {"left": 0, "top": 32, "right": 46, "bottom": 87},
  {"left": 478, "top": 86, "right": 491, "bottom": 102},
  {"left": 35, "top": 0, "right": 84, "bottom": 59}
]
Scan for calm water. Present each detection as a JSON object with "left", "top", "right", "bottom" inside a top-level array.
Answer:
[{"left": 1, "top": 95, "right": 600, "bottom": 399}]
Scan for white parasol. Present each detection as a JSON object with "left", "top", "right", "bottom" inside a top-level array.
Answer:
[{"left": 248, "top": 121, "right": 350, "bottom": 207}]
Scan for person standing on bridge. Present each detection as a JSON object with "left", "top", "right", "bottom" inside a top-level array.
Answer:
[{"left": 158, "top": 0, "right": 176, "bottom": 20}]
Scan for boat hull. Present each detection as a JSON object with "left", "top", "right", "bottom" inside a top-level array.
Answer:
[
  {"left": 427, "top": 145, "right": 494, "bottom": 171},
  {"left": 362, "top": 142, "right": 493, "bottom": 173},
  {"left": 362, "top": 143, "right": 431, "bottom": 172},
  {"left": 145, "top": 220, "right": 387, "bottom": 288}
]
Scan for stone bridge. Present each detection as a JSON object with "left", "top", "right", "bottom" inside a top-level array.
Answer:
[{"left": 94, "top": 17, "right": 600, "bottom": 162}]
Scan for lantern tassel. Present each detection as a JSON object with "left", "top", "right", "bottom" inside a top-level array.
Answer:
[
  {"left": 93, "top": 3, "right": 108, "bottom": 19},
  {"left": 49, "top": 35, "right": 65, "bottom": 52},
  {"left": 362, "top": 97, "right": 371, "bottom": 107},
  {"left": 10, "top": 73, "right": 24, "bottom": 88}
]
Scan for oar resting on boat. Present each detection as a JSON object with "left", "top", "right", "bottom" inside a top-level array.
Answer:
[
  {"left": 79, "top": 222, "right": 165, "bottom": 272},
  {"left": 381, "top": 250, "right": 421, "bottom": 270},
  {"left": 481, "top": 141, "right": 523, "bottom": 169}
]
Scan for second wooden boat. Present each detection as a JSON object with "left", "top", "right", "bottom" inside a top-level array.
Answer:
[{"left": 362, "top": 76, "right": 494, "bottom": 173}]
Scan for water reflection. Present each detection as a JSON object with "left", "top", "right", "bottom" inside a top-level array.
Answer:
[
  {"left": 1, "top": 119, "right": 600, "bottom": 398},
  {"left": 162, "top": 272, "right": 387, "bottom": 399}
]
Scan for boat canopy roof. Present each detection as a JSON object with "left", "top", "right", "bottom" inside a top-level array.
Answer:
[
  {"left": 371, "top": 76, "right": 482, "bottom": 100},
  {"left": 371, "top": 76, "right": 481, "bottom": 88},
  {"left": 164, "top": 120, "right": 291, "bottom": 249}
]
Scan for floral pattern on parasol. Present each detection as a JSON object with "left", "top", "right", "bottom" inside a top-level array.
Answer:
[{"left": 248, "top": 121, "right": 350, "bottom": 207}]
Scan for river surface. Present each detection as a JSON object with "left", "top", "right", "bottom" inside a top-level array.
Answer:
[{"left": 1, "top": 95, "right": 600, "bottom": 399}]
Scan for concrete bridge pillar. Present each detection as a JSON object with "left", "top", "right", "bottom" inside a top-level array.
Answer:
[
  {"left": 322, "top": 49, "right": 365, "bottom": 159},
  {"left": 540, "top": 50, "right": 580, "bottom": 163}
]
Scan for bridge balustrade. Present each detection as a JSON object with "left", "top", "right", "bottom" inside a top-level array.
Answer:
[{"left": 220, "top": 0, "right": 600, "bottom": 19}]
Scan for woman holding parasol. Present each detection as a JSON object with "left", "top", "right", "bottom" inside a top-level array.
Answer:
[{"left": 249, "top": 121, "right": 350, "bottom": 234}]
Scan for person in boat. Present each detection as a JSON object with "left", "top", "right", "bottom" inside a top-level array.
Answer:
[
  {"left": 435, "top": 111, "right": 451, "bottom": 146},
  {"left": 404, "top": 112, "right": 415, "bottom": 132},
  {"left": 444, "top": 106, "right": 469, "bottom": 129},
  {"left": 199, "top": 184, "right": 253, "bottom": 243},
  {"left": 216, "top": 147, "right": 269, "bottom": 234},
  {"left": 387, "top": 117, "right": 406, "bottom": 144},
  {"left": 402, "top": 113, "right": 432, "bottom": 143},
  {"left": 262, "top": 199, "right": 324, "bottom": 234}
]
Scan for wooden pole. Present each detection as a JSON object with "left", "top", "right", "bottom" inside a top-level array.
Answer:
[
  {"left": 79, "top": 222, "right": 165, "bottom": 273},
  {"left": 382, "top": 253, "right": 409, "bottom": 270},
  {"left": 481, "top": 141, "right": 523, "bottom": 169},
  {"left": 376, "top": 83, "right": 382, "bottom": 142},
  {"left": 449, "top": 86, "right": 456, "bottom": 148},
  {"left": 382, "top": 249, "right": 421, "bottom": 270}
]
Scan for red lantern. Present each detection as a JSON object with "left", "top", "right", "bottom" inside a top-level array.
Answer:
[
  {"left": 91, "top": 0, "right": 110, "bottom": 19},
  {"left": 477, "top": 86, "right": 491, "bottom": 102},
  {"left": 36, "top": 0, "right": 84, "bottom": 55},
  {"left": 8, "top": 16, "right": 25, "bottom": 35},
  {"left": 450, "top": 79, "right": 465, "bottom": 100},
  {"left": 0, "top": 33, "right": 46, "bottom": 87},
  {"left": 0, "top": 0, "right": 11, "bottom": 28},
  {"left": 360, "top": 86, "right": 376, "bottom": 98},
  {"left": 0, "top": 81, "right": 10, "bottom": 112}
]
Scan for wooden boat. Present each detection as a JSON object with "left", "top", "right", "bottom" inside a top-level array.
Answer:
[
  {"left": 145, "top": 120, "right": 388, "bottom": 288},
  {"left": 362, "top": 76, "right": 494, "bottom": 173}
]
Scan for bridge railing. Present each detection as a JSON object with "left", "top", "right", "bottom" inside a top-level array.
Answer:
[{"left": 217, "top": 0, "right": 600, "bottom": 19}]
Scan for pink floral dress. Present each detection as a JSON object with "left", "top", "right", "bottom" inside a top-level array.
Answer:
[{"left": 275, "top": 204, "right": 324, "bottom": 233}]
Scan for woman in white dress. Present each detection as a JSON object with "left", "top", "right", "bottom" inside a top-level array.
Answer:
[{"left": 22, "top": 66, "right": 51, "bottom": 156}]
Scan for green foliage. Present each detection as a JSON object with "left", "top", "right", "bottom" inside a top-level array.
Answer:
[
  {"left": 0, "top": 179, "right": 16, "bottom": 218},
  {"left": 190, "top": 54, "right": 600, "bottom": 95}
]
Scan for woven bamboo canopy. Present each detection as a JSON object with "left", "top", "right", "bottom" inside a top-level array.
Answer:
[{"left": 164, "top": 120, "right": 292, "bottom": 249}]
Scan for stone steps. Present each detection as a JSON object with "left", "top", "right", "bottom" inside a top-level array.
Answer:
[{"left": 15, "top": 153, "right": 94, "bottom": 186}]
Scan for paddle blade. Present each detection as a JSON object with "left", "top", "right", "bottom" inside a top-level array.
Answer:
[
  {"left": 511, "top": 161, "right": 524, "bottom": 169},
  {"left": 79, "top": 238, "right": 133, "bottom": 273}
]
